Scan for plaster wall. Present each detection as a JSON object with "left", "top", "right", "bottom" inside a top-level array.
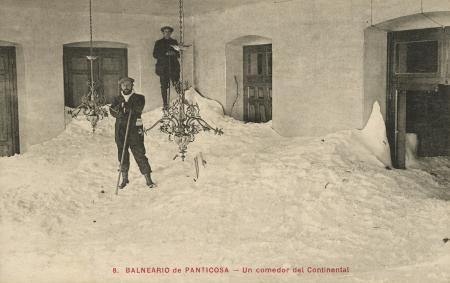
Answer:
[
  {"left": 2, "top": 0, "right": 450, "bottom": 148},
  {"left": 192, "top": 0, "right": 450, "bottom": 137},
  {"left": 0, "top": 5, "right": 179, "bottom": 150},
  {"left": 363, "top": 10, "right": 450, "bottom": 125},
  {"left": 363, "top": 27, "right": 388, "bottom": 124}
]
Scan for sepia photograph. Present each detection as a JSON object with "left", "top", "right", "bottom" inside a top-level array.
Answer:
[{"left": 0, "top": 0, "right": 449, "bottom": 282}]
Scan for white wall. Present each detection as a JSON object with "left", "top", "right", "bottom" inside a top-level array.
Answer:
[
  {"left": 0, "top": 5, "right": 179, "bottom": 150},
  {"left": 193, "top": 0, "right": 368, "bottom": 136},
  {"left": 2, "top": 1, "right": 450, "bottom": 148},
  {"left": 363, "top": 27, "right": 388, "bottom": 124},
  {"left": 363, "top": 10, "right": 450, "bottom": 126},
  {"left": 192, "top": 0, "right": 450, "bottom": 137},
  {"left": 193, "top": 1, "right": 274, "bottom": 116}
]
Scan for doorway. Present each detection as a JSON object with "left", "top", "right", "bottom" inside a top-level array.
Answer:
[
  {"left": 0, "top": 46, "right": 19, "bottom": 157},
  {"left": 63, "top": 47, "right": 127, "bottom": 108},
  {"left": 243, "top": 44, "right": 272, "bottom": 123},
  {"left": 387, "top": 27, "right": 450, "bottom": 168}
]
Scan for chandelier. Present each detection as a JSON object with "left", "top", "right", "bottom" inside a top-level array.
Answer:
[
  {"left": 145, "top": 0, "right": 223, "bottom": 161},
  {"left": 70, "top": 0, "right": 108, "bottom": 132}
]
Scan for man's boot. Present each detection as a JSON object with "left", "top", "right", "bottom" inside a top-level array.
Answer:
[
  {"left": 119, "top": 170, "right": 129, "bottom": 189},
  {"left": 144, "top": 172, "right": 156, "bottom": 188}
]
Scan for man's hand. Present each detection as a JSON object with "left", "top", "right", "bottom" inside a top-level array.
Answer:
[
  {"left": 170, "top": 45, "right": 181, "bottom": 52},
  {"left": 166, "top": 50, "right": 176, "bottom": 56},
  {"left": 109, "top": 104, "right": 123, "bottom": 118}
]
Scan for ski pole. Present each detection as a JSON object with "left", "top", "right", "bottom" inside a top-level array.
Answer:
[{"left": 116, "top": 108, "right": 132, "bottom": 195}]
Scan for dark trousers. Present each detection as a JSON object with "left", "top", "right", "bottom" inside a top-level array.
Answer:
[
  {"left": 117, "top": 141, "right": 152, "bottom": 175},
  {"left": 159, "top": 72, "right": 180, "bottom": 107}
]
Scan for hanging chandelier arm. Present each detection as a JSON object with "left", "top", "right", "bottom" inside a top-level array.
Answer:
[
  {"left": 185, "top": 117, "right": 204, "bottom": 128},
  {"left": 152, "top": 0, "right": 223, "bottom": 160},
  {"left": 187, "top": 117, "right": 218, "bottom": 131},
  {"left": 196, "top": 118, "right": 214, "bottom": 129},
  {"left": 145, "top": 119, "right": 164, "bottom": 132},
  {"left": 144, "top": 116, "right": 180, "bottom": 133},
  {"left": 70, "top": 0, "right": 107, "bottom": 133},
  {"left": 70, "top": 106, "right": 84, "bottom": 118}
]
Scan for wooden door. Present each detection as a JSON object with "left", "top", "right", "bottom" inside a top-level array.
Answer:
[
  {"left": 0, "top": 47, "right": 19, "bottom": 157},
  {"left": 64, "top": 47, "right": 127, "bottom": 108},
  {"left": 243, "top": 44, "right": 272, "bottom": 123},
  {"left": 387, "top": 27, "right": 450, "bottom": 167}
]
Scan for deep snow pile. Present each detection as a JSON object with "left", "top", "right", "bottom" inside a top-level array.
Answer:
[
  {"left": 352, "top": 102, "right": 392, "bottom": 168},
  {"left": 0, "top": 91, "right": 449, "bottom": 283}
]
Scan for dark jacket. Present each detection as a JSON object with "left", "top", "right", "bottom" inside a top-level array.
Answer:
[
  {"left": 153, "top": 37, "right": 180, "bottom": 77},
  {"left": 110, "top": 93, "right": 145, "bottom": 145}
]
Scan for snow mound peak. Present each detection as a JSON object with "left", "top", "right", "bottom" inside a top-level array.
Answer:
[{"left": 353, "top": 101, "right": 392, "bottom": 167}]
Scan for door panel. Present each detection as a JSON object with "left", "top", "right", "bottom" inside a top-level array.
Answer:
[
  {"left": 0, "top": 47, "right": 19, "bottom": 157},
  {"left": 249, "top": 104, "right": 255, "bottom": 121},
  {"left": 100, "top": 53, "right": 126, "bottom": 103},
  {"left": 71, "top": 73, "right": 90, "bottom": 107},
  {"left": 407, "top": 86, "right": 450, "bottom": 157},
  {"left": 259, "top": 104, "right": 266, "bottom": 122},
  {"left": 64, "top": 47, "right": 127, "bottom": 108},
  {"left": 243, "top": 44, "right": 272, "bottom": 123}
]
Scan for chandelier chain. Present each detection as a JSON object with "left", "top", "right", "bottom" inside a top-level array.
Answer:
[
  {"left": 89, "top": 0, "right": 93, "bottom": 54},
  {"left": 144, "top": 0, "right": 223, "bottom": 161},
  {"left": 178, "top": 0, "right": 185, "bottom": 102},
  {"left": 179, "top": 0, "right": 184, "bottom": 45}
]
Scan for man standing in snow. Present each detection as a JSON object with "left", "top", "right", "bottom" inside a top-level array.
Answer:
[
  {"left": 110, "top": 77, "right": 156, "bottom": 189},
  {"left": 153, "top": 25, "right": 180, "bottom": 109}
]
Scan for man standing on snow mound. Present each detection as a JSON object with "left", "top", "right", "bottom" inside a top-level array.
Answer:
[
  {"left": 153, "top": 25, "right": 180, "bottom": 109},
  {"left": 110, "top": 77, "right": 156, "bottom": 189}
]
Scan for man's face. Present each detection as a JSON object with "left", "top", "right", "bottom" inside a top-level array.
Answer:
[
  {"left": 162, "top": 29, "right": 172, "bottom": 39},
  {"left": 120, "top": 81, "right": 133, "bottom": 95}
]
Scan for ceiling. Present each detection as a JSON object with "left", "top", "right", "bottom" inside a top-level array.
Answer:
[{"left": 1, "top": 0, "right": 271, "bottom": 16}]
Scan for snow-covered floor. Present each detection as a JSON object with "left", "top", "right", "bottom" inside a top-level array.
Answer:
[{"left": 1, "top": 91, "right": 449, "bottom": 283}]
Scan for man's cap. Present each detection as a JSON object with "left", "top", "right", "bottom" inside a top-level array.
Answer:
[
  {"left": 161, "top": 26, "right": 174, "bottom": 32},
  {"left": 118, "top": 77, "right": 135, "bottom": 85}
]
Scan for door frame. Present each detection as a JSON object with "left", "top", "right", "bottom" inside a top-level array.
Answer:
[
  {"left": 63, "top": 47, "right": 128, "bottom": 107},
  {"left": 387, "top": 27, "right": 450, "bottom": 168},
  {"left": 0, "top": 46, "right": 20, "bottom": 156}
]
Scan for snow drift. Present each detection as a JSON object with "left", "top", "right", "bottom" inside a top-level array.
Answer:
[
  {"left": 352, "top": 101, "right": 392, "bottom": 167},
  {"left": 0, "top": 90, "right": 449, "bottom": 283}
]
